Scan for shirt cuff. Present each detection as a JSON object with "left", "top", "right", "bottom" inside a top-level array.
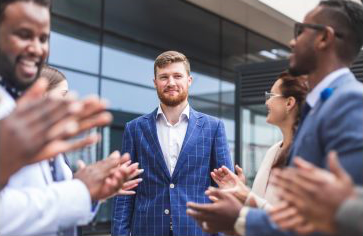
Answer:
[{"left": 234, "top": 206, "right": 250, "bottom": 236}]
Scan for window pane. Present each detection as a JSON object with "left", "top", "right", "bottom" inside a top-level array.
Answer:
[
  {"left": 104, "top": 0, "right": 220, "bottom": 66},
  {"left": 222, "top": 20, "right": 247, "bottom": 71},
  {"left": 101, "top": 80, "right": 159, "bottom": 114},
  {"left": 54, "top": 68, "right": 99, "bottom": 98},
  {"left": 189, "top": 98, "right": 219, "bottom": 118},
  {"left": 52, "top": 0, "right": 101, "bottom": 27},
  {"left": 221, "top": 80, "right": 235, "bottom": 105},
  {"left": 240, "top": 105, "right": 282, "bottom": 185},
  {"left": 49, "top": 18, "right": 100, "bottom": 74},
  {"left": 102, "top": 35, "right": 155, "bottom": 87},
  {"left": 247, "top": 32, "right": 290, "bottom": 64},
  {"left": 190, "top": 72, "right": 220, "bottom": 103}
]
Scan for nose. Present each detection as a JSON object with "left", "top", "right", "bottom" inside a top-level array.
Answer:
[
  {"left": 28, "top": 38, "right": 44, "bottom": 57},
  {"left": 167, "top": 76, "right": 176, "bottom": 86},
  {"left": 289, "top": 38, "right": 296, "bottom": 50}
]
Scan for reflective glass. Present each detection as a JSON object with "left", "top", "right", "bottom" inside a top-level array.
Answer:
[
  {"left": 101, "top": 80, "right": 159, "bottom": 114},
  {"left": 240, "top": 105, "right": 281, "bottom": 185},
  {"left": 52, "top": 0, "right": 101, "bottom": 27},
  {"left": 54, "top": 69, "right": 99, "bottom": 98},
  {"left": 104, "top": 0, "right": 220, "bottom": 66},
  {"left": 49, "top": 18, "right": 100, "bottom": 74},
  {"left": 102, "top": 35, "right": 155, "bottom": 87}
]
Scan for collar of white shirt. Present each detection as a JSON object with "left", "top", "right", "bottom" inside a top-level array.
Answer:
[
  {"left": 156, "top": 103, "right": 190, "bottom": 126},
  {"left": 306, "top": 67, "right": 350, "bottom": 108}
]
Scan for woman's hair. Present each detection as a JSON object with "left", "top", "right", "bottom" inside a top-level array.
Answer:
[
  {"left": 40, "top": 65, "right": 67, "bottom": 91},
  {"left": 272, "top": 71, "right": 308, "bottom": 168}
]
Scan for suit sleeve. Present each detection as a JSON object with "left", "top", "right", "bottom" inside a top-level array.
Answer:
[
  {"left": 112, "top": 122, "right": 136, "bottom": 236},
  {"left": 321, "top": 91, "right": 363, "bottom": 184},
  {"left": 210, "top": 120, "right": 233, "bottom": 186},
  {"left": 243, "top": 208, "right": 295, "bottom": 236},
  {"left": 335, "top": 187, "right": 363, "bottom": 236},
  {"left": 0, "top": 179, "right": 92, "bottom": 235}
]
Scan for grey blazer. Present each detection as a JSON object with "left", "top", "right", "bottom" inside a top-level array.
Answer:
[
  {"left": 289, "top": 72, "right": 363, "bottom": 184},
  {"left": 336, "top": 187, "right": 363, "bottom": 236}
]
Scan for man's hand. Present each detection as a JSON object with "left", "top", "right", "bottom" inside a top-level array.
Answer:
[
  {"left": 74, "top": 152, "right": 141, "bottom": 201},
  {"left": 0, "top": 79, "right": 84, "bottom": 187},
  {"left": 210, "top": 165, "right": 250, "bottom": 203},
  {"left": 270, "top": 151, "right": 355, "bottom": 234},
  {"left": 186, "top": 187, "right": 242, "bottom": 234}
]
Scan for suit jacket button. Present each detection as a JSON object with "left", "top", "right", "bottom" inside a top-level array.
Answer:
[
  {"left": 164, "top": 209, "right": 170, "bottom": 215},
  {"left": 170, "top": 183, "right": 175, "bottom": 189}
]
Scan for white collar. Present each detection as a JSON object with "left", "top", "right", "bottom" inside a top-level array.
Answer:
[
  {"left": 156, "top": 103, "right": 190, "bottom": 123},
  {"left": 306, "top": 67, "right": 350, "bottom": 108}
]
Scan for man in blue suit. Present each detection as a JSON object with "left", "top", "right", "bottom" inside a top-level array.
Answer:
[
  {"left": 186, "top": 1, "right": 363, "bottom": 236},
  {"left": 112, "top": 51, "right": 233, "bottom": 236}
]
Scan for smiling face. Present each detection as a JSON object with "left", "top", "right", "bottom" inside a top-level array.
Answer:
[
  {"left": 265, "top": 79, "right": 288, "bottom": 126},
  {"left": 154, "top": 62, "right": 192, "bottom": 107},
  {"left": 0, "top": 1, "right": 50, "bottom": 89}
]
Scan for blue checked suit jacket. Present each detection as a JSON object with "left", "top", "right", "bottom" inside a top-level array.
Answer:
[
  {"left": 243, "top": 72, "right": 363, "bottom": 236},
  {"left": 112, "top": 107, "right": 233, "bottom": 236}
]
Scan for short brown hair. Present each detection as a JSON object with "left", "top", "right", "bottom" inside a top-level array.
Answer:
[
  {"left": 40, "top": 65, "right": 66, "bottom": 91},
  {"left": 154, "top": 51, "right": 190, "bottom": 77}
]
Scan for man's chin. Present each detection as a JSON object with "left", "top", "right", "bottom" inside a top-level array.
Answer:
[{"left": 14, "top": 74, "right": 38, "bottom": 90}]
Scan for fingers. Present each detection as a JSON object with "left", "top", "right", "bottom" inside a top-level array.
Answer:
[
  {"left": 327, "top": 151, "right": 349, "bottom": 180},
  {"left": 17, "top": 78, "right": 48, "bottom": 105},
  {"left": 293, "top": 157, "right": 315, "bottom": 171},
  {"left": 235, "top": 164, "right": 246, "bottom": 183},
  {"left": 32, "top": 134, "right": 100, "bottom": 163},
  {"left": 118, "top": 189, "right": 136, "bottom": 195},
  {"left": 270, "top": 203, "right": 303, "bottom": 230},
  {"left": 127, "top": 166, "right": 144, "bottom": 180},
  {"left": 186, "top": 201, "right": 215, "bottom": 214},
  {"left": 77, "top": 160, "right": 86, "bottom": 170},
  {"left": 76, "top": 112, "right": 113, "bottom": 135},
  {"left": 122, "top": 178, "right": 142, "bottom": 191}
]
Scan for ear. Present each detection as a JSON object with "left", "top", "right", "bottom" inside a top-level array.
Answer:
[
  {"left": 188, "top": 75, "right": 193, "bottom": 87},
  {"left": 317, "top": 26, "right": 335, "bottom": 50},
  {"left": 286, "top": 96, "right": 297, "bottom": 112},
  {"left": 153, "top": 78, "right": 157, "bottom": 88}
]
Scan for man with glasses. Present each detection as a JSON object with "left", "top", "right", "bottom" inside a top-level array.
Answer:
[{"left": 186, "top": 1, "right": 363, "bottom": 235}]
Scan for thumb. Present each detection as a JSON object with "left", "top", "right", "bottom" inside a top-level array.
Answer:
[
  {"left": 17, "top": 78, "right": 48, "bottom": 105},
  {"left": 77, "top": 160, "right": 86, "bottom": 170},
  {"left": 327, "top": 151, "right": 347, "bottom": 179}
]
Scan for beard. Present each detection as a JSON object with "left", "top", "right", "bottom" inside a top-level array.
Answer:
[
  {"left": 157, "top": 87, "right": 188, "bottom": 107},
  {"left": 0, "top": 48, "right": 42, "bottom": 90},
  {"left": 288, "top": 45, "right": 317, "bottom": 76}
]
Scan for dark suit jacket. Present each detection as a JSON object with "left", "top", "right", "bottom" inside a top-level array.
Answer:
[{"left": 111, "top": 107, "right": 233, "bottom": 236}]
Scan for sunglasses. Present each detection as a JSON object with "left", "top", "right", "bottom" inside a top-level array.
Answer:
[
  {"left": 294, "top": 22, "right": 344, "bottom": 39},
  {"left": 265, "top": 91, "right": 284, "bottom": 101}
]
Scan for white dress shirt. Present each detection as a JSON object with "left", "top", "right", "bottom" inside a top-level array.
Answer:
[
  {"left": 306, "top": 67, "right": 350, "bottom": 108},
  {"left": 156, "top": 104, "right": 189, "bottom": 175},
  {"left": 0, "top": 86, "right": 16, "bottom": 119},
  {"left": 0, "top": 87, "right": 95, "bottom": 236}
]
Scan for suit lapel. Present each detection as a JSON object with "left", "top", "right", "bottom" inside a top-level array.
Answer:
[
  {"left": 288, "top": 72, "right": 355, "bottom": 165},
  {"left": 141, "top": 109, "right": 171, "bottom": 179},
  {"left": 172, "top": 108, "right": 204, "bottom": 180}
]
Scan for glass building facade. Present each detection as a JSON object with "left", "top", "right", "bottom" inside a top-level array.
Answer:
[{"left": 49, "top": 0, "right": 289, "bottom": 232}]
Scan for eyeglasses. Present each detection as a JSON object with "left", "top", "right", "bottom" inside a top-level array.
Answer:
[
  {"left": 265, "top": 91, "right": 284, "bottom": 101},
  {"left": 294, "top": 22, "right": 343, "bottom": 39}
]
